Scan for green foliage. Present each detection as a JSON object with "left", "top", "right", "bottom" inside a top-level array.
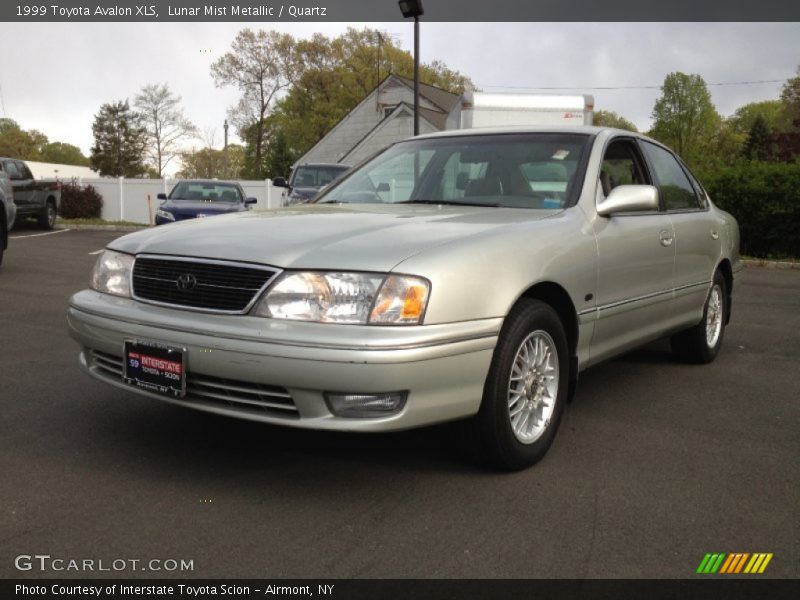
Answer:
[
  {"left": 742, "top": 115, "right": 774, "bottom": 161},
  {"left": 177, "top": 144, "right": 245, "bottom": 179},
  {"left": 778, "top": 67, "right": 800, "bottom": 132},
  {"left": 213, "top": 27, "right": 474, "bottom": 178},
  {"left": 240, "top": 116, "right": 297, "bottom": 179},
  {"left": 593, "top": 110, "right": 638, "bottom": 131},
  {"left": 700, "top": 161, "right": 800, "bottom": 258},
  {"left": 58, "top": 183, "right": 103, "bottom": 219},
  {"left": 39, "top": 142, "right": 90, "bottom": 166},
  {"left": 274, "top": 28, "right": 474, "bottom": 160},
  {"left": 0, "top": 118, "right": 89, "bottom": 166},
  {"left": 728, "top": 100, "right": 783, "bottom": 135},
  {"left": 649, "top": 72, "right": 721, "bottom": 169},
  {"left": 90, "top": 101, "right": 147, "bottom": 177}
]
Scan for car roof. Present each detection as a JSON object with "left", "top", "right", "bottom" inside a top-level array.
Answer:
[
  {"left": 413, "top": 125, "right": 650, "bottom": 141},
  {"left": 175, "top": 179, "right": 240, "bottom": 185}
]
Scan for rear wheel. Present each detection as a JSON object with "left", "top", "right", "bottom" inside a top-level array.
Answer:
[
  {"left": 471, "top": 298, "right": 569, "bottom": 471},
  {"left": 38, "top": 200, "right": 56, "bottom": 230},
  {"left": 670, "top": 271, "right": 727, "bottom": 364}
]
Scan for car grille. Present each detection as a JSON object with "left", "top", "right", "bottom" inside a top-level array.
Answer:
[
  {"left": 89, "top": 350, "right": 298, "bottom": 418},
  {"left": 132, "top": 256, "right": 278, "bottom": 313}
]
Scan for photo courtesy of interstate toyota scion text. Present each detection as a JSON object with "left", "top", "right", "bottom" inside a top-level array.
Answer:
[{"left": 67, "top": 126, "right": 741, "bottom": 470}]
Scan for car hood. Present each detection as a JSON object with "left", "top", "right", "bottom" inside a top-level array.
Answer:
[
  {"left": 110, "top": 204, "right": 562, "bottom": 272},
  {"left": 161, "top": 200, "right": 243, "bottom": 215},
  {"left": 289, "top": 186, "right": 319, "bottom": 198}
]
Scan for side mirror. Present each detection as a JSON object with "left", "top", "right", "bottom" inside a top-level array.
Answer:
[
  {"left": 597, "top": 185, "right": 659, "bottom": 217},
  {"left": 376, "top": 182, "right": 391, "bottom": 192},
  {"left": 273, "top": 177, "right": 288, "bottom": 188},
  {"left": 157, "top": 193, "right": 167, "bottom": 200},
  {"left": 245, "top": 197, "right": 257, "bottom": 205}
]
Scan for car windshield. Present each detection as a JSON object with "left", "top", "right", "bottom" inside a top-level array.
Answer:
[
  {"left": 315, "top": 133, "right": 591, "bottom": 209},
  {"left": 169, "top": 182, "right": 241, "bottom": 203},
  {"left": 293, "top": 166, "right": 349, "bottom": 188}
]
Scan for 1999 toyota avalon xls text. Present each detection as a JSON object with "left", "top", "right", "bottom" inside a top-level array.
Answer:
[{"left": 67, "top": 127, "right": 741, "bottom": 470}]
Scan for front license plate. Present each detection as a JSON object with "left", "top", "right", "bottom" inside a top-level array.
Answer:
[{"left": 123, "top": 340, "right": 186, "bottom": 398}]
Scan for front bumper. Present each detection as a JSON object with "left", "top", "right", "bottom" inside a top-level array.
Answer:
[{"left": 67, "top": 290, "right": 500, "bottom": 432}]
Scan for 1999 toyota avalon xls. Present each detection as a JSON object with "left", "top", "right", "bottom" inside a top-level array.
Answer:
[{"left": 68, "top": 127, "right": 741, "bottom": 470}]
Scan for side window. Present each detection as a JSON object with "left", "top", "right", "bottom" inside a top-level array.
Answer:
[
  {"left": 599, "top": 139, "right": 648, "bottom": 198},
  {"left": 680, "top": 162, "right": 708, "bottom": 209},
  {"left": 3, "top": 161, "right": 20, "bottom": 179},
  {"left": 640, "top": 142, "right": 701, "bottom": 211},
  {"left": 16, "top": 162, "right": 33, "bottom": 180}
]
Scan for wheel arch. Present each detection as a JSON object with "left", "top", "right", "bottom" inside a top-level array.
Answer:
[
  {"left": 716, "top": 258, "right": 733, "bottom": 324},
  {"left": 514, "top": 281, "right": 580, "bottom": 400}
]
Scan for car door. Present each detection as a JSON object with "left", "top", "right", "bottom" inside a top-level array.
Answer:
[
  {"left": 588, "top": 137, "right": 677, "bottom": 365},
  {"left": 639, "top": 141, "right": 721, "bottom": 330},
  {"left": 2, "top": 160, "right": 32, "bottom": 212}
]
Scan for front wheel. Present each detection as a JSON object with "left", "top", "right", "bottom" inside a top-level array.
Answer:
[
  {"left": 38, "top": 201, "right": 56, "bottom": 230},
  {"left": 471, "top": 298, "right": 569, "bottom": 471},
  {"left": 670, "top": 271, "right": 727, "bottom": 364}
]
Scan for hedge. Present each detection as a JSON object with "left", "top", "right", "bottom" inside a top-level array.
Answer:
[
  {"left": 699, "top": 161, "right": 800, "bottom": 259},
  {"left": 58, "top": 183, "right": 103, "bottom": 219}
]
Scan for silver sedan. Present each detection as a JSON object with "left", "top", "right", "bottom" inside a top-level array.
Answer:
[{"left": 68, "top": 126, "right": 741, "bottom": 470}]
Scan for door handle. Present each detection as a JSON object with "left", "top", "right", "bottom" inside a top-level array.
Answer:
[
  {"left": 710, "top": 229, "right": 719, "bottom": 240},
  {"left": 659, "top": 230, "right": 674, "bottom": 247}
]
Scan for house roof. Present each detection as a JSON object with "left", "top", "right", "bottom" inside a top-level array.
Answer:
[
  {"left": 340, "top": 102, "right": 444, "bottom": 164},
  {"left": 393, "top": 75, "right": 461, "bottom": 113},
  {"left": 293, "top": 74, "right": 461, "bottom": 167}
]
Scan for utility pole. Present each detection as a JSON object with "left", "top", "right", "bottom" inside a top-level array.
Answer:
[{"left": 223, "top": 119, "right": 229, "bottom": 176}]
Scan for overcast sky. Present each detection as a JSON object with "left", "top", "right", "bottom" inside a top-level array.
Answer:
[{"left": 0, "top": 22, "right": 797, "bottom": 171}]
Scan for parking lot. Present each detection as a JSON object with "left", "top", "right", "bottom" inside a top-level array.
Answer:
[{"left": 0, "top": 228, "right": 797, "bottom": 579}]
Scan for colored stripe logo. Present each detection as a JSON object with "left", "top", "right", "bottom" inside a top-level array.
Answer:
[{"left": 697, "top": 553, "right": 773, "bottom": 574}]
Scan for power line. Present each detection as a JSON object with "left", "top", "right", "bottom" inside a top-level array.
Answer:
[{"left": 478, "top": 79, "right": 789, "bottom": 91}]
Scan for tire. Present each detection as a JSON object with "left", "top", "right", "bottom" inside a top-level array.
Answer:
[
  {"left": 38, "top": 200, "right": 56, "bottom": 230},
  {"left": 471, "top": 298, "right": 570, "bottom": 471},
  {"left": 670, "top": 271, "right": 727, "bottom": 364}
]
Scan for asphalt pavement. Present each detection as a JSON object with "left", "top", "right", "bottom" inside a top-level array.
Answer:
[{"left": 0, "top": 227, "right": 797, "bottom": 579}]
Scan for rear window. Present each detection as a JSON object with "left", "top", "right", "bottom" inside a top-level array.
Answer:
[{"left": 169, "top": 182, "right": 242, "bottom": 203}]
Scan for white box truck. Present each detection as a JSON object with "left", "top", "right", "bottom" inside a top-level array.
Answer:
[{"left": 446, "top": 92, "right": 594, "bottom": 129}]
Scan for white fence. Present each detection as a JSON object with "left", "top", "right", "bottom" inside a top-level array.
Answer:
[{"left": 67, "top": 178, "right": 285, "bottom": 224}]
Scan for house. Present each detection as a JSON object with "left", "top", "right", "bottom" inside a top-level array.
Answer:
[{"left": 293, "top": 74, "right": 460, "bottom": 168}]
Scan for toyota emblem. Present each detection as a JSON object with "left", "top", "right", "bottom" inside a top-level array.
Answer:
[{"left": 176, "top": 273, "right": 197, "bottom": 291}]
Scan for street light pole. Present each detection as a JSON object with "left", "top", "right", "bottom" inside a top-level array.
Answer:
[{"left": 398, "top": 0, "right": 424, "bottom": 136}]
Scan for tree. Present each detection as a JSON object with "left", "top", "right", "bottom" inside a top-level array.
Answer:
[
  {"left": 211, "top": 30, "right": 295, "bottom": 176},
  {"left": 134, "top": 83, "right": 198, "bottom": 177},
  {"left": 728, "top": 100, "right": 783, "bottom": 135},
  {"left": 0, "top": 118, "right": 43, "bottom": 159},
  {"left": 742, "top": 115, "right": 774, "bottom": 161},
  {"left": 240, "top": 115, "right": 297, "bottom": 179},
  {"left": 593, "top": 110, "right": 638, "bottom": 131},
  {"left": 39, "top": 142, "right": 90, "bottom": 166},
  {"left": 177, "top": 144, "right": 245, "bottom": 179},
  {"left": 90, "top": 101, "right": 147, "bottom": 177},
  {"left": 778, "top": 66, "right": 800, "bottom": 132},
  {"left": 649, "top": 72, "right": 721, "bottom": 168},
  {"left": 275, "top": 28, "right": 474, "bottom": 157}
]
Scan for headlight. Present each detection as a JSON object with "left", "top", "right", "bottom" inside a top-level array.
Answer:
[
  {"left": 90, "top": 250, "right": 133, "bottom": 297},
  {"left": 253, "top": 272, "right": 430, "bottom": 325},
  {"left": 156, "top": 208, "right": 175, "bottom": 221}
]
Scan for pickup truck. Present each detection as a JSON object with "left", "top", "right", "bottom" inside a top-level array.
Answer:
[
  {"left": 0, "top": 169, "right": 16, "bottom": 267},
  {"left": 0, "top": 158, "right": 61, "bottom": 229}
]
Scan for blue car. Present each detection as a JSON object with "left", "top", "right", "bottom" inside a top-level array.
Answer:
[{"left": 155, "top": 180, "right": 257, "bottom": 225}]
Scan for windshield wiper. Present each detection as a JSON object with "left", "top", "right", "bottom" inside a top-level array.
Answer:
[{"left": 399, "top": 199, "right": 500, "bottom": 208}]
